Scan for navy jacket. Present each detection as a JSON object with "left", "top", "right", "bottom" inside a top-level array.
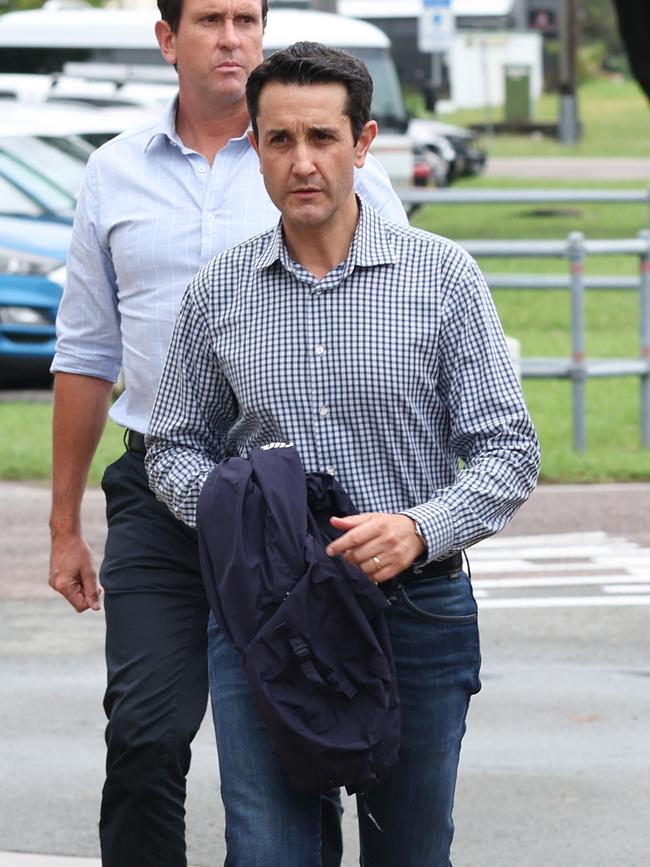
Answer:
[{"left": 196, "top": 444, "right": 400, "bottom": 794}]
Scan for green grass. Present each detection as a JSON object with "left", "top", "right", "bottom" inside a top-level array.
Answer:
[
  {"left": 0, "top": 401, "right": 124, "bottom": 483},
  {"left": 411, "top": 178, "right": 650, "bottom": 482},
  {"left": 419, "top": 78, "right": 650, "bottom": 157}
]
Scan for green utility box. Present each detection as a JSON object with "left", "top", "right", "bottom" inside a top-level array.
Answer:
[{"left": 504, "top": 64, "right": 531, "bottom": 122}]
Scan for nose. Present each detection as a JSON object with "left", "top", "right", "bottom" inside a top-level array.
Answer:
[
  {"left": 292, "top": 142, "right": 316, "bottom": 178},
  {"left": 218, "top": 18, "right": 240, "bottom": 50}
]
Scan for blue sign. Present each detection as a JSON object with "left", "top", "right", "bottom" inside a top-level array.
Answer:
[{"left": 419, "top": 1, "right": 455, "bottom": 52}]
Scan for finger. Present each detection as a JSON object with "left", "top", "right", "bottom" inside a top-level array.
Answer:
[
  {"left": 80, "top": 566, "right": 102, "bottom": 611},
  {"left": 342, "top": 539, "right": 390, "bottom": 566},
  {"left": 365, "top": 563, "right": 399, "bottom": 584},
  {"left": 329, "top": 513, "right": 372, "bottom": 534},
  {"left": 59, "top": 579, "right": 91, "bottom": 613},
  {"left": 327, "top": 516, "right": 378, "bottom": 557}
]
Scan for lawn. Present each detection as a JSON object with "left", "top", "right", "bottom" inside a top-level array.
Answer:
[
  {"left": 411, "top": 177, "right": 650, "bottom": 482},
  {"left": 422, "top": 78, "right": 650, "bottom": 158},
  {"left": 0, "top": 401, "right": 123, "bottom": 484}
]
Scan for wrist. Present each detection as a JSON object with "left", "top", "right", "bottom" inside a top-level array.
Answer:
[
  {"left": 408, "top": 517, "right": 427, "bottom": 556},
  {"left": 49, "top": 516, "right": 82, "bottom": 538}
]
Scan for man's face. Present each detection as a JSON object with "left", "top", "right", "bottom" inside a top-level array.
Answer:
[
  {"left": 250, "top": 81, "right": 376, "bottom": 233},
  {"left": 156, "top": 0, "right": 264, "bottom": 108}
]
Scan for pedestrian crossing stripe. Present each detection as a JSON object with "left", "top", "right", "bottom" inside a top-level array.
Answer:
[{"left": 470, "top": 531, "right": 650, "bottom": 610}]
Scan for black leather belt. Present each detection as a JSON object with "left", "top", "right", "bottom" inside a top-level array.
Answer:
[
  {"left": 399, "top": 552, "right": 463, "bottom": 583},
  {"left": 126, "top": 429, "right": 147, "bottom": 454}
]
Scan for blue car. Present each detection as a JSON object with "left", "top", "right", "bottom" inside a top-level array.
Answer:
[{"left": 0, "top": 214, "right": 71, "bottom": 383}]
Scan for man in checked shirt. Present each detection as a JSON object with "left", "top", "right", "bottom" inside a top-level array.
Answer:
[{"left": 146, "top": 42, "right": 540, "bottom": 867}]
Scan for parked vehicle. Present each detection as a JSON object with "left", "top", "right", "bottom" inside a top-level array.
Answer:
[
  {"left": 409, "top": 118, "right": 487, "bottom": 183},
  {"left": 0, "top": 102, "right": 158, "bottom": 382},
  {"left": 0, "top": 215, "right": 70, "bottom": 383},
  {"left": 0, "top": 5, "right": 415, "bottom": 186}
]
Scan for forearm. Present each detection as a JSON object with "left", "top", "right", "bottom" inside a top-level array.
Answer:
[
  {"left": 404, "top": 425, "right": 540, "bottom": 560},
  {"left": 144, "top": 438, "right": 218, "bottom": 528},
  {"left": 50, "top": 372, "right": 113, "bottom": 535}
]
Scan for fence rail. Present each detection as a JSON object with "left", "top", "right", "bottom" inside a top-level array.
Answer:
[
  {"left": 398, "top": 186, "right": 650, "bottom": 452},
  {"left": 396, "top": 186, "right": 650, "bottom": 211},
  {"left": 457, "top": 231, "right": 650, "bottom": 452}
]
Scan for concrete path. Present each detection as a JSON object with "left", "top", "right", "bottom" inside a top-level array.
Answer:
[{"left": 485, "top": 156, "right": 650, "bottom": 181}]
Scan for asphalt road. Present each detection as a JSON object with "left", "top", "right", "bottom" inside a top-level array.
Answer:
[{"left": 1, "top": 480, "right": 649, "bottom": 866}]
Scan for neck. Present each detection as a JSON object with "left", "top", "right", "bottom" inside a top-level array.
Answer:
[
  {"left": 175, "top": 93, "right": 249, "bottom": 164},
  {"left": 283, "top": 197, "right": 360, "bottom": 281}
]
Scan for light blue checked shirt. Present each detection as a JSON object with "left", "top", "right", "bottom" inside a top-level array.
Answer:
[
  {"left": 146, "top": 199, "right": 540, "bottom": 562},
  {"left": 51, "top": 97, "right": 407, "bottom": 434}
]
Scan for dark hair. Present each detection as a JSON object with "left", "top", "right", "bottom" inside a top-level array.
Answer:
[
  {"left": 246, "top": 41, "right": 373, "bottom": 144},
  {"left": 157, "top": 0, "right": 269, "bottom": 33}
]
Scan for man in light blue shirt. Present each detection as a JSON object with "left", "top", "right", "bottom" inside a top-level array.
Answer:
[{"left": 48, "top": 0, "right": 406, "bottom": 864}]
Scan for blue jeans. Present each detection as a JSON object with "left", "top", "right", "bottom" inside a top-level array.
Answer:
[{"left": 207, "top": 570, "right": 481, "bottom": 867}]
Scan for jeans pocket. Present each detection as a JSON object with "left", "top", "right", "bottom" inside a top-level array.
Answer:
[{"left": 397, "top": 572, "right": 478, "bottom": 625}]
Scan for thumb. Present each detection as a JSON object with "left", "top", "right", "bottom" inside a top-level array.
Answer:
[{"left": 80, "top": 566, "right": 102, "bottom": 611}]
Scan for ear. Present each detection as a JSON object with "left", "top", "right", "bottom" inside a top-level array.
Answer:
[
  {"left": 354, "top": 120, "right": 378, "bottom": 169},
  {"left": 155, "top": 19, "right": 177, "bottom": 67}
]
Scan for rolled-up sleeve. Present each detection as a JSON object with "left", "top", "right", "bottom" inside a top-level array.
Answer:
[{"left": 51, "top": 157, "right": 122, "bottom": 382}]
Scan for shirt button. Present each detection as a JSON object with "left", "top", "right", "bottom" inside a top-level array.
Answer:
[
  {"left": 326, "top": 465, "right": 336, "bottom": 476},
  {"left": 314, "top": 288, "right": 323, "bottom": 296},
  {"left": 315, "top": 344, "right": 325, "bottom": 356},
  {"left": 207, "top": 214, "right": 215, "bottom": 222},
  {"left": 319, "top": 404, "right": 329, "bottom": 417},
  {"left": 197, "top": 166, "right": 206, "bottom": 174}
]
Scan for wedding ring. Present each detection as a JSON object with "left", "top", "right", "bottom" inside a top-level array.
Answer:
[{"left": 372, "top": 555, "right": 383, "bottom": 570}]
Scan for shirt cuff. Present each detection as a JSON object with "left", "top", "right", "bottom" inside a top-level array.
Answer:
[
  {"left": 50, "top": 353, "right": 121, "bottom": 383},
  {"left": 401, "top": 500, "right": 456, "bottom": 566}
]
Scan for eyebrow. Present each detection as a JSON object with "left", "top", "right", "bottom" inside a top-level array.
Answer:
[{"left": 264, "top": 125, "right": 339, "bottom": 138}]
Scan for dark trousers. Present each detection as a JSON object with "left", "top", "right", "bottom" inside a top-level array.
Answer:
[
  {"left": 98, "top": 448, "right": 342, "bottom": 867},
  {"left": 99, "top": 449, "right": 208, "bottom": 866}
]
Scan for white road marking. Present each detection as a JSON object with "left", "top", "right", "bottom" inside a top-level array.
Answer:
[
  {"left": 472, "top": 574, "right": 650, "bottom": 590},
  {"left": 478, "top": 595, "right": 650, "bottom": 609},
  {"left": 470, "top": 532, "right": 650, "bottom": 610}
]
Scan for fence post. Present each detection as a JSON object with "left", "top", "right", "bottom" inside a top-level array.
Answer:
[
  {"left": 639, "top": 229, "right": 650, "bottom": 447},
  {"left": 567, "top": 231, "right": 586, "bottom": 452}
]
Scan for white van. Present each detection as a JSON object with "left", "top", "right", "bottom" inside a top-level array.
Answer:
[{"left": 0, "top": 5, "right": 414, "bottom": 186}]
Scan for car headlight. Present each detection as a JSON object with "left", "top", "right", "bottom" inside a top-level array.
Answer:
[
  {"left": 0, "top": 306, "right": 51, "bottom": 326},
  {"left": 0, "top": 247, "right": 66, "bottom": 282}
]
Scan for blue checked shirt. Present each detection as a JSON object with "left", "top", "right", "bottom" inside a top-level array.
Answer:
[
  {"left": 51, "top": 97, "right": 407, "bottom": 434},
  {"left": 146, "top": 199, "right": 540, "bottom": 562}
]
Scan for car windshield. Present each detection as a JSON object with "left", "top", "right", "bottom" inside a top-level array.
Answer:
[
  {"left": 0, "top": 172, "right": 43, "bottom": 217},
  {"left": 0, "top": 134, "right": 88, "bottom": 215},
  {"left": 351, "top": 48, "right": 408, "bottom": 133}
]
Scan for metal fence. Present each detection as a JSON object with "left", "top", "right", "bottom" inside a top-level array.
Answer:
[
  {"left": 396, "top": 187, "right": 650, "bottom": 452},
  {"left": 395, "top": 186, "right": 650, "bottom": 227},
  {"left": 465, "top": 232, "right": 650, "bottom": 452}
]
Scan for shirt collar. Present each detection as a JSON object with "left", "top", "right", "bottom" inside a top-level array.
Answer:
[
  {"left": 144, "top": 95, "right": 254, "bottom": 153},
  {"left": 253, "top": 197, "right": 397, "bottom": 276},
  {"left": 144, "top": 95, "right": 181, "bottom": 152}
]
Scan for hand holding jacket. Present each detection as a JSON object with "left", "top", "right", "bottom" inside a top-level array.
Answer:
[{"left": 327, "top": 513, "right": 425, "bottom": 583}]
